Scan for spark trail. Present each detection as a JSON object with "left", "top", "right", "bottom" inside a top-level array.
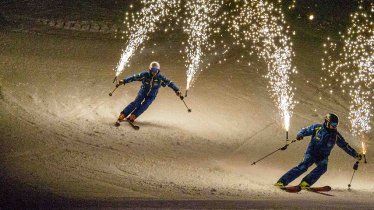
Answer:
[
  {"left": 230, "top": 0, "right": 297, "bottom": 131},
  {"left": 115, "top": 0, "right": 180, "bottom": 77},
  {"left": 183, "top": 0, "right": 221, "bottom": 91},
  {"left": 322, "top": 2, "right": 373, "bottom": 137}
]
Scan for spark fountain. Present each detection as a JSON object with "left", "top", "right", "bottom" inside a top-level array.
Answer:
[
  {"left": 183, "top": 0, "right": 221, "bottom": 96},
  {"left": 322, "top": 2, "right": 373, "bottom": 140},
  {"left": 114, "top": 0, "right": 180, "bottom": 77},
  {"left": 362, "top": 141, "right": 368, "bottom": 163},
  {"left": 230, "top": 0, "right": 297, "bottom": 136}
]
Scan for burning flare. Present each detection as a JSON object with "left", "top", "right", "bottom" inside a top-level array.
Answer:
[{"left": 362, "top": 141, "right": 367, "bottom": 155}]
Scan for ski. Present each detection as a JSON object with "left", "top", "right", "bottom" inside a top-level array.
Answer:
[
  {"left": 114, "top": 119, "right": 140, "bottom": 130},
  {"left": 127, "top": 120, "right": 140, "bottom": 130},
  {"left": 305, "top": 186, "right": 334, "bottom": 196},
  {"left": 307, "top": 186, "right": 331, "bottom": 192},
  {"left": 279, "top": 186, "right": 301, "bottom": 193},
  {"left": 304, "top": 186, "right": 333, "bottom": 196},
  {"left": 279, "top": 185, "right": 332, "bottom": 195}
]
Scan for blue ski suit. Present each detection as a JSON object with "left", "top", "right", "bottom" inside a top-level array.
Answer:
[
  {"left": 121, "top": 70, "right": 180, "bottom": 118},
  {"left": 278, "top": 123, "right": 359, "bottom": 186}
]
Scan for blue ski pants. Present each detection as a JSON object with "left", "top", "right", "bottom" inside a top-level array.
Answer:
[
  {"left": 278, "top": 154, "right": 328, "bottom": 186},
  {"left": 122, "top": 91, "right": 156, "bottom": 118}
]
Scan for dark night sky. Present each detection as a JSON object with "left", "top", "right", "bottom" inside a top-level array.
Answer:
[{"left": 0, "top": 0, "right": 369, "bottom": 23}]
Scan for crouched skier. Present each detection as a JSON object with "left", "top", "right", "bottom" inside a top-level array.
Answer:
[
  {"left": 115, "top": 61, "right": 183, "bottom": 126},
  {"left": 274, "top": 113, "right": 363, "bottom": 188}
]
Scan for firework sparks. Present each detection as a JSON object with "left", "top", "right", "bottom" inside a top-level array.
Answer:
[
  {"left": 289, "top": 0, "right": 297, "bottom": 10},
  {"left": 183, "top": 0, "right": 221, "bottom": 90},
  {"left": 362, "top": 141, "right": 367, "bottom": 155},
  {"left": 230, "top": 0, "right": 297, "bottom": 130},
  {"left": 322, "top": 2, "right": 373, "bottom": 136},
  {"left": 113, "top": 0, "right": 297, "bottom": 130},
  {"left": 115, "top": 0, "right": 180, "bottom": 77}
]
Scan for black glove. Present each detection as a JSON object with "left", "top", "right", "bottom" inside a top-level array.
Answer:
[
  {"left": 356, "top": 153, "right": 363, "bottom": 161},
  {"left": 118, "top": 80, "right": 125, "bottom": 85},
  {"left": 176, "top": 91, "right": 184, "bottom": 100},
  {"left": 296, "top": 134, "right": 303, "bottom": 141}
]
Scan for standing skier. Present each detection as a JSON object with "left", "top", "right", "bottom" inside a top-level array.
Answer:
[
  {"left": 274, "top": 113, "right": 363, "bottom": 188},
  {"left": 115, "top": 61, "right": 183, "bottom": 126}
]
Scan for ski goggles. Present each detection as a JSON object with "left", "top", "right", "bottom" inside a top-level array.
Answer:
[
  {"left": 329, "top": 122, "right": 338, "bottom": 129},
  {"left": 150, "top": 67, "right": 159, "bottom": 74}
]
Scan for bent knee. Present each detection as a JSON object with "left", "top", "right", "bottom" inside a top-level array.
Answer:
[
  {"left": 297, "top": 163, "right": 310, "bottom": 172},
  {"left": 130, "top": 100, "right": 142, "bottom": 106},
  {"left": 319, "top": 164, "right": 328, "bottom": 172}
]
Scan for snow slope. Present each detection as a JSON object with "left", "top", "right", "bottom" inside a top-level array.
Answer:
[{"left": 0, "top": 22, "right": 373, "bottom": 208}]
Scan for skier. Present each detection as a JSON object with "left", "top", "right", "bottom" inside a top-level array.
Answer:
[
  {"left": 274, "top": 113, "right": 363, "bottom": 189},
  {"left": 115, "top": 61, "right": 183, "bottom": 126}
]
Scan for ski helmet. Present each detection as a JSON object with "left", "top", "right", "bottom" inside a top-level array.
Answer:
[
  {"left": 149, "top": 61, "right": 160, "bottom": 74},
  {"left": 324, "top": 113, "right": 339, "bottom": 129}
]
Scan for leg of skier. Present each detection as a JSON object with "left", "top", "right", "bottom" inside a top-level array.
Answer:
[
  {"left": 275, "top": 154, "right": 314, "bottom": 187},
  {"left": 300, "top": 158, "right": 328, "bottom": 187},
  {"left": 115, "top": 92, "right": 145, "bottom": 126},
  {"left": 131, "top": 96, "right": 156, "bottom": 120},
  {"left": 122, "top": 94, "right": 146, "bottom": 117}
]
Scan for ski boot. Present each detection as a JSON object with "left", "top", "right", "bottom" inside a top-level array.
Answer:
[
  {"left": 274, "top": 181, "right": 285, "bottom": 188},
  {"left": 128, "top": 114, "right": 136, "bottom": 123},
  {"left": 115, "top": 113, "right": 126, "bottom": 127},
  {"left": 298, "top": 181, "right": 310, "bottom": 190}
]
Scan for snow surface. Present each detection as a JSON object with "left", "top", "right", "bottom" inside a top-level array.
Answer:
[{"left": 0, "top": 22, "right": 373, "bottom": 208}]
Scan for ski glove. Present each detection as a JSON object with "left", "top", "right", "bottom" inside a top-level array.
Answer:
[
  {"left": 118, "top": 80, "right": 125, "bottom": 85},
  {"left": 296, "top": 134, "right": 303, "bottom": 141},
  {"left": 356, "top": 153, "right": 363, "bottom": 161},
  {"left": 176, "top": 91, "right": 184, "bottom": 100}
]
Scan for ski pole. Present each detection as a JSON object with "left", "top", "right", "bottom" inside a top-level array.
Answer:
[
  {"left": 112, "top": 76, "right": 118, "bottom": 84},
  {"left": 180, "top": 96, "right": 192, "bottom": 112},
  {"left": 348, "top": 161, "right": 359, "bottom": 190},
  {"left": 348, "top": 155, "right": 368, "bottom": 190},
  {"left": 109, "top": 84, "right": 120, "bottom": 96},
  {"left": 251, "top": 140, "right": 297, "bottom": 165}
]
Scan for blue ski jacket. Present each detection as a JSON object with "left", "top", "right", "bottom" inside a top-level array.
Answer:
[
  {"left": 123, "top": 70, "right": 180, "bottom": 97},
  {"left": 297, "top": 124, "right": 358, "bottom": 159}
]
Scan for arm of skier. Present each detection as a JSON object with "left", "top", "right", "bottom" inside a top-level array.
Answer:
[
  {"left": 160, "top": 75, "right": 182, "bottom": 97},
  {"left": 336, "top": 132, "right": 361, "bottom": 160},
  {"left": 120, "top": 71, "right": 147, "bottom": 85},
  {"left": 296, "top": 124, "right": 319, "bottom": 140}
]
